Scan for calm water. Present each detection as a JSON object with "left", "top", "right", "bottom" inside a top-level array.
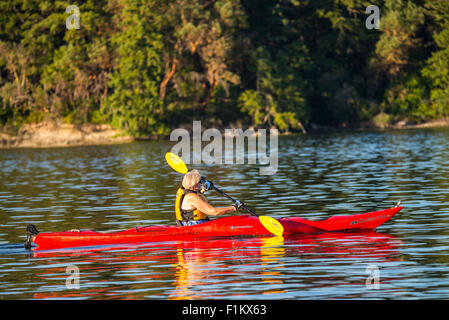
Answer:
[{"left": 1, "top": 128, "right": 449, "bottom": 299}]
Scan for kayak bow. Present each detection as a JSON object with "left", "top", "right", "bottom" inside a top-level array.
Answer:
[{"left": 26, "top": 206, "right": 402, "bottom": 251}]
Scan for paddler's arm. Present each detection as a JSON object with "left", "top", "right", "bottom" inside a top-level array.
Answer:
[{"left": 190, "top": 194, "right": 236, "bottom": 216}]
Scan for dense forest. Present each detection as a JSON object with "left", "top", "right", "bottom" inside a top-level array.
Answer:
[{"left": 1, "top": 0, "right": 448, "bottom": 136}]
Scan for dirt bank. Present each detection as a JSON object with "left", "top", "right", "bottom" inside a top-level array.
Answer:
[
  {"left": 0, "top": 123, "right": 133, "bottom": 148},
  {"left": 396, "top": 118, "right": 449, "bottom": 129},
  {"left": 310, "top": 117, "right": 449, "bottom": 132},
  {"left": 2, "top": 117, "right": 449, "bottom": 149}
]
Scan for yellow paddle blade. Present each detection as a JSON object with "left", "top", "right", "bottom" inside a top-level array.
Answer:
[
  {"left": 259, "top": 216, "right": 284, "bottom": 237},
  {"left": 165, "top": 152, "right": 188, "bottom": 174}
]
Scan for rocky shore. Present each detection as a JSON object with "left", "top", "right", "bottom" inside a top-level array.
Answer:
[
  {"left": 310, "top": 117, "right": 449, "bottom": 132},
  {"left": 0, "top": 123, "right": 133, "bottom": 148},
  {"left": 1, "top": 118, "right": 449, "bottom": 149}
]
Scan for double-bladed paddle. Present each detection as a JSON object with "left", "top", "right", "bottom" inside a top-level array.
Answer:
[{"left": 165, "top": 152, "right": 284, "bottom": 237}]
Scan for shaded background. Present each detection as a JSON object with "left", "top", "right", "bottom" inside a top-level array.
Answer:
[{"left": 1, "top": 1, "right": 449, "bottom": 136}]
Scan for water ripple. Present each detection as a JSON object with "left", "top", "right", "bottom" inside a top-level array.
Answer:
[{"left": 1, "top": 129, "right": 449, "bottom": 299}]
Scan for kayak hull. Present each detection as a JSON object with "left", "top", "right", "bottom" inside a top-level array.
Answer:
[{"left": 30, "top": 206, "right": 402, "bottom": 251}]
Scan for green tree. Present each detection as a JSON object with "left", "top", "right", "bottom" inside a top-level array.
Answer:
[
  {"left": 102, "top": 0, "right": 166, "bottom": 136},
  {"left": 372, "top": 0, "right": 425, "bottom": 79},
  {"left": 42, "top": 0, "right": 114, "bottom": 123},
  {"left": 158, "top": 0, "right": 244, "bottom": 122},
  {"left": 1, "top": 0, "right": 449, "bottom": 135},
  {"left": 238, "top": 46, "right": 307, "bottom": 132},
  {"left": 421, "top": 0, "right": 449, "bottom": 118},
  {"left": 0, "top": 0, "right": 67, "bottom": 127},
  {"left": 0, "top": 0, "right": 115, "bottom": 127},
  {"left": 238, "top": 0, "right": 313, "bottom": 131}
]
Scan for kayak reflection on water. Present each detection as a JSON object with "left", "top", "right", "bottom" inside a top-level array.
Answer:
[
  {"left": 26, "top": 231, "right": 401, "bottom": 299},
  {"left": 169, "top": 237, "right": 288, "bottom": 300},
  {"left": 175, "top": 170, "right": 243, "bottom": 226},
  {"left": 168, "top": 231, "right": 402, "bottom": 300}
]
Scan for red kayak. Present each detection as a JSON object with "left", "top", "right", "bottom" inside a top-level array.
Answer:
[{"left": 26, "top": 206, "right": 402, "bottom": 251}]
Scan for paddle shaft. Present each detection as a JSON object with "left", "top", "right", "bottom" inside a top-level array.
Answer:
[{"left": 212, "top": 186, "right": 259, "bottom": 217}]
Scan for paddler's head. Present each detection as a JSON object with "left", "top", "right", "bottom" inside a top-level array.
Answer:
[{"left": 182, "top": 169, "right": 202, "bottom": 192}]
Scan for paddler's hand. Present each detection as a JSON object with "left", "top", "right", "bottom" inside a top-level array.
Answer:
[
  {"left": 200, "top": 180, "right": 214, "bottom": 193},
  {"left": 233, "top": 200, "right": 244, "bottom": 211}
]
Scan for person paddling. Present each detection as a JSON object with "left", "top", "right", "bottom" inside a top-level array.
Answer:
[{"left": 175, "top": 169, "right": 243, "bottom": 226}]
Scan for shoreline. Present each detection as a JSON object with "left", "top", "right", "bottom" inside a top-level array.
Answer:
[
  {"left": 0, "top": 123, "right": 133, "bottom": 149},
  {"left": 2, "top": 118, "right": 449, "bottom": 149},
  {"left": 310, "top": 118, "right": 449, "bottom": 132}
]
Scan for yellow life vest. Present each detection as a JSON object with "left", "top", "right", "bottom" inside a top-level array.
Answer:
[{"left": 175, "top": 187, "right": 209, "bottom": 223}]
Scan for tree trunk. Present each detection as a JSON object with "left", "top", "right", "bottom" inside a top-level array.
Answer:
[{"left": 159, "top": 57, "right": 177, "bottom": 100}]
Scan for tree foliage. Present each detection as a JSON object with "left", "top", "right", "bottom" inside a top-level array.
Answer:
[{"left": 0, "top": 0, "right": 448, "bottom": 135}]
